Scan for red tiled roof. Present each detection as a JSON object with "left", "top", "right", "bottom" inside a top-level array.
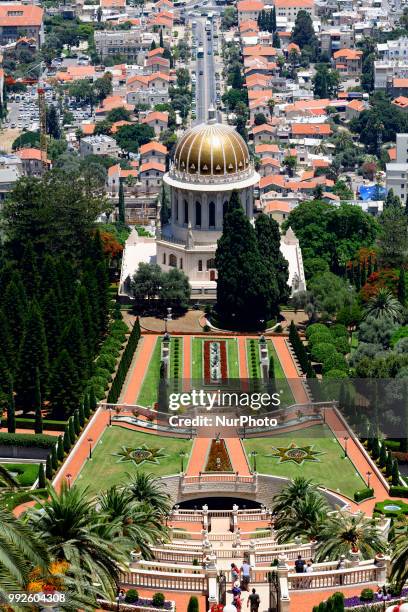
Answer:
[
  {"left": 139, "top": 141, "right": 168, "bottom": 155},
  {"left": 291, "top": 123, "right": 332, "bottom": 136},
  {"left": 0, "top": 4, "right": 43, "bottom": 26},
  {"left": 139, "top": 161, "right": 166, "bottom": 172}
]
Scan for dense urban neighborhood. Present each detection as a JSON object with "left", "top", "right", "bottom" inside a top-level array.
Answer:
[{"left": 2, "top": 0, "right": 408, "bottom": 610}]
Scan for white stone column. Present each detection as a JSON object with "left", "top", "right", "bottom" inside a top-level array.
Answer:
[
  {"left": 206, "top": 552, "right": 218, "bottom": 607},
  {"left": 202, "top": 192, "right": 209, "bottom": 229},
  {"left": 374, "top": 553, "right": 387, "bottom": 585},
  {"left": 215, "top": 192, "right": 223, "bottom": 229},
  {"left": 188, "top": 191, "right": 194, "bottom": 227},
  {"left": 277, "top": 554, "right": 291, "bottom": 612},
  {"left": 248, "top": 540, "right": 256, "bottom": 567}
]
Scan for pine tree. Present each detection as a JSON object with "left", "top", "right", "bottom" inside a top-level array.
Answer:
[
  {"left": 215, "top": 190, "right": 270, "bottom": 329},
  {"left": 0, "top": 310, "right": 14, "bottom": 364},
  {"left": 7, "top": 391, "right": 15, "bottom": 434},
  {"left": 38, "top": 462, "right": 46, "bottom": 488},
  {"left": 118, "top": 178, "right": 126, "bottom": 225},
  {"left": 76, "top": 285, "right": 96, "bottom": 356},
  {"left": 255, "top": 213, "right": 289, "bottom": 314},
  {"left": 74, "top": 409, "right": 81, "bottom": 436},
  {"left": 20, "top": 241, "right": 40, "bottom": 296},
  {"left": 57, "top": 435, "right": 64, "bottom": 462},
  {"left": 95, "top": 261, "right": 110, "bottom": 334},
  {"left": 41, "top": 290, "right": 61, "bottom": 360},
  {"left": 2, "top": 274, "right": 28, "bottom": 352},
  {"left": 51, "top": 444, "right": 58, "bottom": 470},
  {"left": 49, "top": 350, "right": 82, "bottom": 420},
  {"left": 61, "top": 311, "right": 89, "bottom": 384},
  {"left": 398, "top": 268, "right": 406, "bottom": 306},
  {"left": 45, "top": 455, "right": 53, "bottom": 480},
  {"left": 16, "top": 300, "right": 49, "bottom": 413},
  {"left": 273, "top": 31, "right": 280, "bottom": 48},
  {"left": 159, "top": 29, "right": 164, "bottom": 48}
]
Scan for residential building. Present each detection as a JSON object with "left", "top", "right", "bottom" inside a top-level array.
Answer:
[
  {"left": 0, "top": 4, "right": 44, "bottom": 48},
  {"left": 15, "top": 148, "right": 51, "bottom": 176},
  {"left": 237, "top": 0, "right": 264, "bottom": 24},
  {"left": 141, "top": 111, "right": 169, "bottom": 136},
  {"left": 377, "top": 36, "right": 408, "bottom": 60},
  {"left": 273, "top": 0, "right": 314, "bottom": 20},
  {"left": 126, "top": 72, "right": 170, "bottom": 106},
  {"left": 386, "top": 133, "right": 408, "bottom": 200},
  {"left": 94, "top": 29, "right": 155, "bottom": 63},
  {"left": 79, "top": 135, "right": 119, "bottom": 157},
  {"left": 374, "top": 60, "right": 408, "bottom": 90},
  {"left": 333, "top": 48, "right": 362, "bottom": 76},
  {"left": 0, "top": 154, "right": 22, "bottom": 203},
  {"left": 139, "top": 141, "right": 168, "bottom": 166}
]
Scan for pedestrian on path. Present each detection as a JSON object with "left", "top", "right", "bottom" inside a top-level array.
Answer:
[
  {"left": 247, "top": 588, "right": 260, "bottom": 612},
  {"left": 233, "top": 593, "right": 242, "bottom": 611},
  {"left": 241, "top": 560, "right": 251, "bottom": 591},
  {"left": 231, "top": 562, "right": 239, "bottom": 583}
]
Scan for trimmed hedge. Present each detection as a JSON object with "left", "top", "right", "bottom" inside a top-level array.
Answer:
[
  {"left": 374, "top": 499, "right": 408, "bottom": 517},
  {"left": 0, "top": 433, "right": 55, "bottom": 448},
  {"left": 3, "top": 418, "right": 66, "bottom": 432},
  {"left": 354, "top": 487, "right": 374, "bottom": 502},
  {"left": 308, "top": 331, "right": 333, "bottom": 349},
  {"left": 2, "top": 487, "right": 48, "bottom": 511},
  {"left": 305, "top": 323, "right": 328, "bottom": 339},
  {"left": 108, "top": 318, "right": 141, "bottom": 403},
  {"left": 322, "top": 352, "right": 348, "bottom": 373},
  {"left": 390, "top": 485, "right": 408, "bottom": 498},
  {"left": 310, "top": 342, "right": 336, "bottom": 363}
]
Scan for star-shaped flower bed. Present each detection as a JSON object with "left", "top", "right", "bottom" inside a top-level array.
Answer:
[
  {"left": 268, "top": 442, "right": 324, "bottom": 465},
  {"left": 113, "top": 444, "right": 167, "bottom": 466}
]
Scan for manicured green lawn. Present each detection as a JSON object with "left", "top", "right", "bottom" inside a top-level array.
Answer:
[
  {"left": 191, "top": 337, "right": 240, "bottom": 379},
  {"left": 246, "top": 338, "right": 261, "bottom": 378},
  {"left": 137, "top": 338, "right": 161, "bottom": 407},
  {"left": 243, "top": 424, "right": 365, "bottom": 499},
  {"left": 0, "top": 463, "right": 39, "bottom": 487},
  {"left": 77, "top": 427, "right": 193, "bottom": 495}
]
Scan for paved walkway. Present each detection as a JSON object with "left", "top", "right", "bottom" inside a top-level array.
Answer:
[
  {"left": 121, "top": 335, "right": 157, "bottom": 404},
  {"left": 272, "top": 337, "right": 309, "bottom": 404}
]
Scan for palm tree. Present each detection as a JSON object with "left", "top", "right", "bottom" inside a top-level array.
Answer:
[
  {"left": 314, "top": 510, "right": 386, "bottom": 561},
  {"left": 27, "top": 484, "right": 128, "bottom": 601},
  {"left": 97, "top": 486, "right": 168, "bottom": 559},
  {"left": 275, "top": 491, "right": 328, "bottom": 543},
  {"left": 390, "top": 520, "right": 408, "bottom": 587},
  {"left": 126, "top": 472, "right": 172, "bottom": 516},
  {"left": 364, "top": 288, "right": 403, "bottom": 322},
  {"left": 0, "top": 505, "right": 49, "bottom": 601},
  {"left": 0, "top": 464, "right": 18, "bottom": 488},
  {"left": 272, "top": 477, "right": 319, "bottom": 518}
]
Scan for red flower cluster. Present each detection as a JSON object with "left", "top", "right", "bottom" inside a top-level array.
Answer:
[
  {"left": 360, "top": 268, "right": 399, "bottom": 302},
  {"left": 203, "top": 341, "right": 228, "bottom": 382}
]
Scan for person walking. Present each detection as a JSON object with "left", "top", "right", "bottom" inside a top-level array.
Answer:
[
  {"left": 240, "top": 559, "right": 251, "bottom": 591},
  {"left": 247, "top": 588, "right": 260, "bottom": 612},
  {"left": 295, "top": 554, "right": 305, "bottom": 573}
]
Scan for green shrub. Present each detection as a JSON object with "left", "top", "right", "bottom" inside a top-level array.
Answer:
[
  {"left": 125, "top": 589, "right": 139, "bottom": 603},
  {"left": 360, "top": 588, "right": 374, "bottom": 602},
  {"left": 310, "top": 342, "right": 337, "bottom": 363},
  {"left": 110, "top": 320, "right": 129, "bottom": 334},
  {"left": 2, "top": 487, "right": 48, "bottom": 511},
  {"left": 322, "top": 352, "right": 348, "bottom": 373},
  {"left": 102, "top": 337, "right": 123, "bottom": 351},
  {"left": 152, "top": 592, "right": 165, "bottom": 607},
  {"left": 334, "top": 336, "right": 350, "bottom": 354},
  {"left": 374, "top": 499, "right": 408, "bottom": 517},
  {"left": 94, "top": 367, "right": 113, "bottom": 382},
  {"left": 89, "top": 375, "right": 109, "bottom": 390},
  {"left": 308, "top": 330, "right": 333, "bottom": 348},
  {"left": 109, "top": 329, "right": 127, "bottom": 343},
  {"left": 384, "top": 440, "right": 400, "bottom": 450},
  {"left": 330, "top": 324, "right": 348, "bottom": 338},
  {"left": 0, "top": 433, "right": 55, "bottom": 449},
  {"left": 97, "top": 354, "right": 116, "bottom": 371},
  {"left": 354, "top": 488, "right": 374, "bottom": 502},
  {"left": 390, "top": 486, "right": 408, "bottom": 498},
  {"left": 324, "top": 369, "right": 349, "bottom": 379},
  {"left": 8, "top": 418, "right": 66, "bottom": 432},
  {"left": 306, "top": 323, "right": 329, "bottom": 339},
  {"left": 0, "top": 463, "right": 39, "bottom": 487},
  {"left": 391, "top": 326, "right": 408, "bottom": 347}
]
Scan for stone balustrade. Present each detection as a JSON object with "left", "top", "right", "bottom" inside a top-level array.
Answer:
[{"left": 120, "top": 568, "right": 207, "bottom": 592}]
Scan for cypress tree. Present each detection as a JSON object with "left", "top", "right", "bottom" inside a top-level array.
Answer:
[
  {"left": 38, "top": 462, "right": 46, "bottom": 488},
  {"left": 83, "top": 393, "right": 91, "bottom": 420},
  {"left": 273, "top": 31, "right": 280, "bottom": 48},
  {"left": 74, "top": 409, "right": 81, "bottom": 436},
  {"left": 34, "top": 406, "right": 43, "bottom": 434},
  {"left": 16, "top": 300, "right": 49, "bottom": 413},
  {"left": 76, "top": 285, "right": 96, "bottom": 356},
  {"left": 271, "top": 6, "right": 276, "bottom": 31},
  {"left": 45, "top": 455, "right": 53, "bottom": 480},
  {"left": 41, "top": 290, "right": 62, "bottom": 360},
  {"left": 392, "top": 459, "right": 400, "bottom": 485},
  {"left": 89, "top": 386, "right": 97, "bottom": 413},
  {"left": 159, "top": 28, "right": 164, "bottom": 48},
  {"left": 63, "top": 429, "right": 71, "bottom": 453},
  {"left": 379, "top": 442, "right": 387, "bottom": 467},
  {"left": 187, "top": 596, "right": 199, "bottom": 612},
  {"left": 61, "top": 311, "right": 89, "bottom": 383},
  {"left": 0, "top": 310, "right": 14, "bottom": 364},
  {"left": 57, "top": 435, "right": 64, "bottom": 462},
  {"left": 2, "top": 274, "right": 28, "bottom": 352},
  {"left": 51, "top": 444, "right": 58, "bottom": 470},
  {"left": 79, "top": 402, "right": 85, "bottom": 427},
  {"left": 7, "top": 391, "right": 15, "bottom": 434},
  {"left": 371, "top": 438, "right": 380, "bottom": 459},
  {"left": 386, "top": 450, "right": 394, "bottom": 476},
  {"left": 40, "top": 254, "right": 61, "bottom": 298},
  {"left": 398, "top": 268, "right": 406, "bottom": 306},
  {"left": 68, "top": 417, "right": 76, "bottom": 445},
  {"left": 268, "top": 355, "right": 275, "bottom": 379},
  {"left": 118, "top": 178, "right": 126, "bottom": 225}
]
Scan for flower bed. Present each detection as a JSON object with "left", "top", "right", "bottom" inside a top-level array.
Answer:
[
  {"left": 205, "top": 438, "right": 233, "bottom": 472},
  {"left": 98, "top": 598, "right": 174, "bottom": 611},
  {"left": 344, "top": 588, "right": 408, "bottom": 609},
  {"left": 204, "top": 341, "right": 227, "bottom": 383}
]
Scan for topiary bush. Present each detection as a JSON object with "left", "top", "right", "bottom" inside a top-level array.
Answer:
[
  {"left": 360, "top": 588, "right": 374, "bottom": 602},
  {"left": 324, "top": 369, "right": 349, "bottom": 379},
  {"left": 322, "top": 352, "right": 348, "bottom": 374},
  {"left": 308, "top": 331, "right": 334, "bottom": 349},
  {"left": 125, "top": 589, "right": 139, "bottom": 603},
  {"left": 306, "top": 323, "right": 329, "bottom": 339},
  {"left": 354, "top": 487, "right": 374, "bottom": 502},
  {"left": 152, "top": 592, "right": 165, "bottom": 608},
  {"left": 330, "top": 324, "right": 348, "bottom": 338},
  {"left": 310, "top": 342, "right": 337, "bottom": 363},
  {"left": 334, "top": 336, "right": 350, "bottom": 354},
  {"left": 187, "top": 596, "right": 199, "bottom": 612},
  {"left": 111, "top": 320, "right": 129, "bottom": 334}
]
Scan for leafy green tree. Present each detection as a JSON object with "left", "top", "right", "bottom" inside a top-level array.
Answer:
[
  {"left": 255, "top": 213, "right": 289, "bottom": 310},
  {"left": 291, "top": 10, "right": 318, "bottom": 57},
  {"left": 132, "top": 262, "right": 163, "bottom": 305},
  {"left": 378, "top": 201, "right": 408, "bottom": 267},
  {"left": 114, "top": 123, "right": 155, "bottom": 154},
  {"left": 107, "top": 107, "right": 131, "bottom": 123},
  {"left": 46, "top": 105, "right": 61, "bottom": 140},
  {"left": 38, "top": 462, "right": 46, "bottom": 488},
  {"left": 159, "top": 268, "right": 191, "bottom": 313},
  {"left": 57, "top": 435, "right": 64, "bottom": 462}
]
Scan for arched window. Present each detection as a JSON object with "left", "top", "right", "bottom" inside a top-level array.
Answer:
[
  {"left": 209, "top": 201, "right": 215, "bottom": 228},
  {"left": 207, "top": 258, "right": 216, "bottom": 270},
  {"left": 184, "top": 200, "right": 188, "bottom": 224},
  {"left": 198, "top": 259, "right": 203, "bottom": 271},
  {"left": 195, "top": 201, "right": 201, "bottom": 227},
  {"left": 162, "top": 253, "right": 166, "bottom": 265},
  {"left": 169, "top": 254, "right": 177, "bottom": 267}
]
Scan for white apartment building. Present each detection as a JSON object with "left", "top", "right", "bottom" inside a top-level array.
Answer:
[
  {"left": 94, "top": 29, "right": 155, "bottom": 63},
  {"left": 374, "top": 60, "right": 408, "bottom": 89},
  {"left": 80, "top": 135, "right": 119, "bottom": 158},
  {"left": 377, "top": 36, "right": 408, "bottom": 60},
  {"left": 386, "top": 133, "right": 408, "bottom": 201}
]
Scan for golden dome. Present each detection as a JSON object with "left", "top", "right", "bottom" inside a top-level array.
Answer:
[{"left": 173, "top": 122, "right": 250, "bottom": 177}]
